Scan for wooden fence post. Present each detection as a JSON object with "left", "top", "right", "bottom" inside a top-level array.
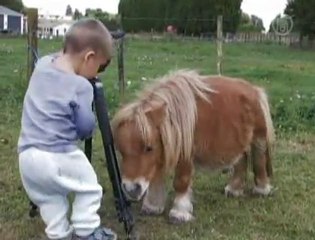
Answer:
[
  {"left": 117, "top": 37, "right": 125, "bottom": 101},
  {"left": 26, "top": 8, "right": 38, "bottom": 81},
  {"left": 216, "top": 15, "right": 223, "bottom": 75}
]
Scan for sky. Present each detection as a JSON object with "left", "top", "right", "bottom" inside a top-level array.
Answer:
[{"left": 23, "top": 0, "right": 288, "bottom": 29}]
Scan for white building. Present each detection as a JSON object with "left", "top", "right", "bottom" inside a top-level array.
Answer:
[
  {"left": 37, "top": 9, "right": 75, "bottom": 38},
  {"left": 52, "top": 23, "right": 72, "bottom": 37},
  {"left": 38, "top": 18, "right": 74, "bottom": 38},
  {"left": 38, "top": 8, "right": 73, "bottom": 21}
]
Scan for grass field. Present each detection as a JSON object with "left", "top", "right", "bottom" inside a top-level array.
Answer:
[{"left": 0, "top": 37, "right": 315, "bottom": 240}]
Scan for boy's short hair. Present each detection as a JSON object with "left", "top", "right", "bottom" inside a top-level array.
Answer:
[{"left": 63, "top": 18, "right": 113, "bottom": 59}]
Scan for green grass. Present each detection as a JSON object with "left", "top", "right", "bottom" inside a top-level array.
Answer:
[{"left": 0, "top": 37, "right": 315, "bottom": 240}]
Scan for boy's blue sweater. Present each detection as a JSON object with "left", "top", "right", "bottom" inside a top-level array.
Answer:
[{"left": 17, "top": 54, "right": 96, "bottom": 154}]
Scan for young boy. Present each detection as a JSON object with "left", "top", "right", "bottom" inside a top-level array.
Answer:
[{"left": 17, "top": 19, "right": 117, "bottom": 240}]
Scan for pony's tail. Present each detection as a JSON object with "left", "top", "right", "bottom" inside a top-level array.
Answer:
[{"left": 256, "top": 87, "right": 275, "bottom": 177}]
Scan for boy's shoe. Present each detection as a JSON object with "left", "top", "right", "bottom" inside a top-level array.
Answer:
[{"left": 73, "top": 227, "right": 117, "bottom": 240}]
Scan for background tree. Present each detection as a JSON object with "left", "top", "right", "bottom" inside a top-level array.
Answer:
[
  {"left": 85, "top": 8, "right": 120, "bottom": 31},
  {"left": 251, "top": 15, "right": 265, "bottom": 31},
  {"left": 0, "top": 0, "right": 24, "bottom": 12},
  {"left": 65, "top": 4, "right": 73, "bottom": 16},
  {"left": 216, "top": 0, "right": 242, "bottom": 34},
  {"left": 118, "top": 0, "right": 243, "bottom": 35},
  {"left": 268, "top": 14, "right": 281, "bottom": 33},
  {"left": 239, "top": 13, "right": 265, "bottom": 32},
  {"left": 73, "top": 9, "right": 83, "bottom": 20},
  {"left": 284, "top": 0, "right": 315, "bottom": 42}
]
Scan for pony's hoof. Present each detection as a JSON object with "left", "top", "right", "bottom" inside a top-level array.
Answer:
[
  {"left": 140, "top": 204, "right": 164, "bottom": 216},
  {"left": 252, "top": 184, "right": 273, "bottom": 197},
  {"left": 224, "top": 185, "right": 244, "bottom": 197},
  {"left": 168, "top": 209, "right": 195, "bottom": 224}
]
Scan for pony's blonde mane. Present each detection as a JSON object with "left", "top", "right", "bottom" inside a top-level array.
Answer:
[{"left": 112, "top": 69, "right": 216, "bottom": 170}]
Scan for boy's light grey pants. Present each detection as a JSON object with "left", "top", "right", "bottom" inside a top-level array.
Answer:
[{"left": 19, "top": 147, "right": 103, "bottom": 239}]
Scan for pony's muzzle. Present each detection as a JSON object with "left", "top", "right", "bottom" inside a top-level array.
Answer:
[
  {"left": 123, "top": 182, "right": 141, "bottom": 200},
  {"left": 122, "top": 178, "right": 149, "bottom": 201}
]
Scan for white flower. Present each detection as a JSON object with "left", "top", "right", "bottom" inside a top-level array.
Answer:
[
  {"left": 127, "top": 81, "right": 131, "bottom": 86},
  {"left": 141, "top": 77, "right": 147, "bottom": 81}
]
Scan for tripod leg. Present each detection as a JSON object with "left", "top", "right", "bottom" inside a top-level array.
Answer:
[
  {"left": 29, "top": 201, "right": 38, "bottom": 218},
  {"left": 85, "top": 137, "right": 93, "bottom": 162}
]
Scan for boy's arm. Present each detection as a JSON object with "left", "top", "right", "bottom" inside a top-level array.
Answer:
[{"left": 71, "top": 83, "right": 96, "bottom": 140}]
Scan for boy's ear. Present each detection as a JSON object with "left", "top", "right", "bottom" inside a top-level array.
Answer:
[{"left": 84, "top": 50, "right": 96, "bottom": 61}]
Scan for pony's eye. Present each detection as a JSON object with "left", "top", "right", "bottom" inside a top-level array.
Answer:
[{"left": 145, "top": 146, "right": 153, "bottom": 152}]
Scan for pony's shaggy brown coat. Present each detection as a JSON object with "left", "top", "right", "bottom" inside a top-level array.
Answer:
[{"left": 112, "top": 69, "right": 275, "bottom": 223}]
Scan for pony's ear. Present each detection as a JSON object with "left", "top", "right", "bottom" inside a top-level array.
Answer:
[{"left": 144, "top": 100, "right": 166, "bottom": 127}]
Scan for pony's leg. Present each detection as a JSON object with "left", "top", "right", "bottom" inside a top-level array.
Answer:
[
  {"left": 224, "top": 153, "right": 248, "bottom": 197},
  {"left": 141, "top": 173, "right": 166, "bottom": 216},
  {"left": 252, "top": 139, "right": 272, "bottom": 196},
  {"left": 169, "top": 160, "right": 194, "bottom": 224}
]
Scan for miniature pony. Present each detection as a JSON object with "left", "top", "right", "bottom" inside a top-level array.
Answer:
[{"left": 111, "top": 69, "right": 275, "bottom": 223}]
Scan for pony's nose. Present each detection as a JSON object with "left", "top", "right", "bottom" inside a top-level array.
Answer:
[{"left": 122, "top": 182, "right": 142, "bottom": 200}]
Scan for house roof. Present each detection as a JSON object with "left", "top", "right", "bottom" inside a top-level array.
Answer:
[
  {"left": 0, "top": 6, "right": 23, "bottom": 17},
  {"left": 38, "top": 18, "right": 74, "bottom": 29}
]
